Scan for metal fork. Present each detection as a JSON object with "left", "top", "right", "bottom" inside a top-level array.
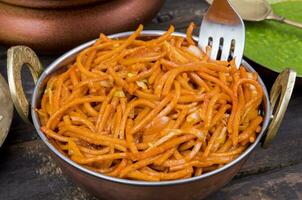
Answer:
[{"left": 198, "top": 0, "right": 245, "bottom": 68}]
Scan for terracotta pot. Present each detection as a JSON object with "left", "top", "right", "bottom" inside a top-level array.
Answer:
[
  {"left": 0, "top": 0, "right": 101, "bottom": 8},
  {"left": 0, "top": 0, "right": 164, "bottom": 53}
]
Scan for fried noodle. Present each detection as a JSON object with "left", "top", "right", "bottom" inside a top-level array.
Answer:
[{"left": 37, "top": 23, "right": 263, "bottom": 181}]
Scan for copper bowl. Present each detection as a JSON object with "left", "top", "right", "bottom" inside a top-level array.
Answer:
[
  {"left": 6, "top": 31, "right": 296, "bottom": 200},
  {"left": 0, "top": 0, "right": 164, "bottom": 53}
]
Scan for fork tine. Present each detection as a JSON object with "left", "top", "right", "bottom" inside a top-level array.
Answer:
[
  {"left": 210, "top": 38, "right": 220, "bottom": 61},
  {"left": 220, "top": 39, "right": 232, "bottom": 61},
  {"left": 233, "top": 37, "right": 245, "bottom": 67},
  {"left": 198, "top": 0, "right": 245, "bottom": 68},
  {"left": 198, "top": 33, "right": 210, "bottom": 53}
]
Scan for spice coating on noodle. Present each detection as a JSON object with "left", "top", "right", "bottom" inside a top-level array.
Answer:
[{"left": 37, "top": 23, "right": 263, "bottom": 181}]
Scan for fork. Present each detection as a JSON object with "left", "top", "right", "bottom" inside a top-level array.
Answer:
[{"left": 198, "top": 0, "right": 245, "bottom": 68}]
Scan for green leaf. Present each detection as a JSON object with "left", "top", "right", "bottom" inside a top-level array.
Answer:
[{"left": 245, "top": 1, "right": 302, "bottom": 76}]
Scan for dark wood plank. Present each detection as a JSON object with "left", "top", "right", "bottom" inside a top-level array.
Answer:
[
  {"left": 209, "top": 163, "right": 302, "bottom": 200},
  {"left": 0, "top": 140, "right": 95, "bottom": 200},
  {"left": 148, "top": 0, "right": 207, "bottom": 32}
]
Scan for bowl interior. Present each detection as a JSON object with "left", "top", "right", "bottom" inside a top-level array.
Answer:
[{"left": 31, "top": 31, "right": 271, "bottom": 186}]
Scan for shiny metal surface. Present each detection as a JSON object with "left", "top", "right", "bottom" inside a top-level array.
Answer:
[
  {"left": 262, "top": 69, "right": 296, "bottom": 148},
  {"left": 198, "top": 0, "right": 245, "bottom": 67},
  {"left": 7, "top": 31, "right": 295, "bottom": 200},
  {"left": 0, "top": 73, "right": 13, "bottom": 147},
  {"left": 7, "top": 46, "right": 43, "bottom": 123}
]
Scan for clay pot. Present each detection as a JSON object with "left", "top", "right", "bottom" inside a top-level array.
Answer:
[
  {"left": 0, "top": 0, "right": 164, "bottom": 53},
  {"left": 0, "top": 0, "right": 101, "bottom": 9}
]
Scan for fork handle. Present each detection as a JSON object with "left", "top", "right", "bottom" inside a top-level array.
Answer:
[{"left": 267, "top": 13, "right": 302, "bottom": 29}]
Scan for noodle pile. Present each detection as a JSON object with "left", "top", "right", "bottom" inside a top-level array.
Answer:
[{"left": 37, "top": 23, "right": 263, "bottom": 181}]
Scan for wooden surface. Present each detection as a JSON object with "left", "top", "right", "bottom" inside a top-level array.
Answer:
[{"left": 0, "top": 0, "right": 302, "bottom": 199}]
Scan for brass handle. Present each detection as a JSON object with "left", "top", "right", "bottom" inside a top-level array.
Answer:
[
  {"left": 262, "top": 69, "right": 296, "bottom": 148},
  {"left": 7, "top": 46, "right": 43, "bottom": 124}
]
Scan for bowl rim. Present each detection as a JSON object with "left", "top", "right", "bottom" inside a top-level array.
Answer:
[{"left": 31, "top": 30, "right": 271, "bottom": 186}]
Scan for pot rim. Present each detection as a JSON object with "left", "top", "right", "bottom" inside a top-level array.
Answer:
[
  {"left": 0, "top": 0, "right": 102, "bottom": 9},
  {"left": 31, "top": 30, "right": 271, "bottom": 186}
]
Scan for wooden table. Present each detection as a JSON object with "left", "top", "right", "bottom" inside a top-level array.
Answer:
[{"left": 1, "top": 0, "right": 302, "bottom": 199}]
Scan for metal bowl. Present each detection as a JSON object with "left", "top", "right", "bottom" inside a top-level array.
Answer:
[{"left": 6, "top": 31, "right": 296, "bottom": 200}]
